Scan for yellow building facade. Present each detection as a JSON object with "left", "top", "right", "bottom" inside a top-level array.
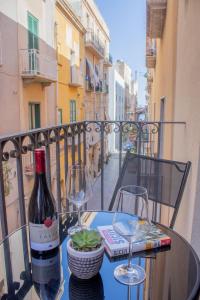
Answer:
[
  {"left": 55, "top": 0, "right": 86, "bottom": 203},
  {"left": 55, "top": 0, "right": 86, "bottom": 125}
]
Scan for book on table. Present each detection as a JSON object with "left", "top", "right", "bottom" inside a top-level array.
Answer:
[{"left": 97, "top": 224, "right": 171, "bottom": 258}]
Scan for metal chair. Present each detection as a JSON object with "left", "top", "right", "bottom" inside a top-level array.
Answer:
[{"left": 109, "top": 152, "right": 191, "bottom": 228}]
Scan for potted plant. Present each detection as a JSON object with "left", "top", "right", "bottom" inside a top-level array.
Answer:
[{"left": 67, "top": 229, "right": 104, "bottom": 280}]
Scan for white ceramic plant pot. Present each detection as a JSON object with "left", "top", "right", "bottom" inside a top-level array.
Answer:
[{"left": 67, "top": 239, "right": 104, "bottom": 280}]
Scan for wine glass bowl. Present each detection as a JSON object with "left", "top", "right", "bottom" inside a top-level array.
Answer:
[
  {"left": 66, "top": 164, "right": 92, "bottom": 235},
  {"left": 113, "top": 185, "right": 150, "bottom": 286}
]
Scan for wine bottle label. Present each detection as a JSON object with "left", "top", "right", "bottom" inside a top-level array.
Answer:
[
  {"left": 29, "top": 219, "right": 59, "bottom": 251},
  {"left": 32, "top": 254, "right": 60, "bottom": 284}
]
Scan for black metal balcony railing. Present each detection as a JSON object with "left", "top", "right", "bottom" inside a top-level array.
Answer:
[
  {"left": 85, "top": 78, "right": 94, "bottom": 91},
  {"left": 85, "top": 30, "right": 105, "bottom": 58},
  {"left": 20, "top": 49, "right": 57, "bottom": 83},
  {"left": 0, "top": 121, "right": 185, "bottom": 240}
]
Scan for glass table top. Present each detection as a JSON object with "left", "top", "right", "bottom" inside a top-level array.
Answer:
[{"left": 0, "top": 211, "right": 199, "bottom": 300}]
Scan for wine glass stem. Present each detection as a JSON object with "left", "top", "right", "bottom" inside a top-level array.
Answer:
[
  {"left": 78, "top": 207, "right": 81, "bottom": 227},
  {"left": 128, "top": 241, "right": 132, "bottom": 270}
]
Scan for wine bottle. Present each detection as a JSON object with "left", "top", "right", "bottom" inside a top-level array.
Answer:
[
  {"left": 28, "top": 148, "right": 59, "bottom": 256},
  {"left": 32, "top": 250, "right": 61, "bottom": 300}
]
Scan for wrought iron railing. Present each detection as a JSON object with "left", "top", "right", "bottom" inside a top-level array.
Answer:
[
  {"left": 0, "top": 121, "right": 185, "bottom": 240},
  {"left": 85, "top": 30, "right": 105, "bottom": 57}
]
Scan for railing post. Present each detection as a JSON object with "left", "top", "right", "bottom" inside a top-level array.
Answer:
[
  {"left": 119, "top": 122, "right": 123, "bottom": 175},
  {"left": 55, "top": 130, "right": 61, "bottom": 213},
  {"left": 83, "top": 122, "right": 87, "bottom": 167},
  {"left": 64, "top": 126, "right": 69, "bottom": 211},
  {"left": 77, "top": 124, "right": 81, "bottom": 166},
  {"left": 137, "top": 123, "right": 142, "bottom": 155},
  {"left": 14, "top": 138, "right": 26, "bottom": 227},
  {"left": 0, "top": 144, "right": 8, "bottom": 239},
  {"left": 45, "top": 143, "right": 51, "bottom": 188},
  {"left": 3, "top": 239, "right": 15, "bottom": 296},
  {"left": 71, "top": 125, "right": 75, "bottom": 166},
  {"left": 157, "top": 122, "right": 163, "bottom": 158},
  {"left": 100, "top": 122, "right": 104, "bottom": 210}
]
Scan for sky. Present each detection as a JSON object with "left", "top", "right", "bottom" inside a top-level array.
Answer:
[{"left": 95, "top": 0, "right": 147, "bottom": 106}]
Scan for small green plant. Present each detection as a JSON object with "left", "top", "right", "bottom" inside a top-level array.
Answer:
[{"left": 71, "top": 229, "right": 102, "bottom": 252}]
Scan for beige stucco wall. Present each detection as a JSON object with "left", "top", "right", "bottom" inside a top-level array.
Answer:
[
  {"left": 0, "top": 4, "right": 57, "bottom": 135},
  {"left": 150, "top": 0, "right": 178, "bottom": 159},
  {"left": 0, "top": 12, "right": 20, "bottom": 134},
  {"left": 148, "top": 0, "right": 200, "bottom": 254},
  {"left": 172, "top": 0, "right": 200, "bottom": 250},
  {"left": 0, "top": 5, "right": 57, "bottom": 234}
]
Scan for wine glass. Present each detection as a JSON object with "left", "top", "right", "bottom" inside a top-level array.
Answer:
[
  {"left": 113, "top": 185, "right": 150, "bottom": 286},
  {"left": 66, "top": 164, "right": 93, "bottom": 235}
]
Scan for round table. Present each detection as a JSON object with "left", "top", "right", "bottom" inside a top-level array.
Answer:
[{"left": 0, "top": 211, "right": 199, "bottom": 300}]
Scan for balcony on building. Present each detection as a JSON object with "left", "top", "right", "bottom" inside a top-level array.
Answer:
[
  {"left": 85, "top": 77, "right": 94, "bottom": 92},
  {"left": 147, "top": 0, "right": 167, "bottom": 38},
  {"left": 146, "top": 38, "right": 156, "bottom": 68},
  {"left": 95, "top": 80, "right": 103, "bottom": 93},
  {"left": 69, "top": 65, "right": 84, "bottom": 87},
  {"left": 20, "top": 49, "right": 57, "bottom": 85},
  {"left": 102, "top": 80, "right": 109, "bottom": 93},
  {"left": 85, "top": 30, "right": 105, "bottom": 59},
  {"left": 104, "top": 53, "right": 113, "bottom": 67},
  {"left": 147, "top": 71, "right": 153, "bottom": 83}
]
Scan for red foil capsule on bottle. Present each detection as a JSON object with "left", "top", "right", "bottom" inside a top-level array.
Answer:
[{"left": 35, "top": 148, "right": 46, "bottom": 174}]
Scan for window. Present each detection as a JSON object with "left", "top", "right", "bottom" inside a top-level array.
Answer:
[
  {"left": 66, "top": 25, "right": 72, "bottom": 48},
  {"left": 70, "top": 50, "right": 75, "bottom": 66},
  {"left": 28, "top": 12, "right": 39, "bottom": 50},
  {"left": 58, "top": 109, "right": 63, "bottom": 125},
  {"left": 86, "top": 14, "right": 90, "bottom": 28},
  {"left": 29, "top": 103, "right": 41, "bottom": 129},
  {"left": 70, "top": 100, "right": 76, "bottom": 122}
]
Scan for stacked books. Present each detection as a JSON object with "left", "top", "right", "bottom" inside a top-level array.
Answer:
[{"left": 98, "top": 224, "right": 171, "bottom": 258}]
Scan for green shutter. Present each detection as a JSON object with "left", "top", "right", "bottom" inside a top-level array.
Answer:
[
  {"left": 34, "top": 104, "right": 40, "bottom": 128},
  {"left": 28, "top": 12, "right": 39, "bottom": 50},
  {"left": 29, "top": 103, "right": 41, "bottom": 129},
  {"left": 70, "top": 100, "right": 76, "bottom": 122}
]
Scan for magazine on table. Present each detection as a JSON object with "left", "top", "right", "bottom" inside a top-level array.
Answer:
[{"left": 97, "top": 224, "right": 171, "bottom": 258}]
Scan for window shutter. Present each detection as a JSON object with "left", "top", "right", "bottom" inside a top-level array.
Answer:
[{"left": 34, "top": 104, "right": 41, "bottom": 128}]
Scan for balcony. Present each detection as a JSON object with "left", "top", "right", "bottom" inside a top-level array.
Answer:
[
  {"left": 147, "top": 0, "right": 167, "bottom": 38},
  {"left": 85, "top": 78, "right": 94, "bottom": 92},
  {"left": 146, "top": 48, "right": 156, "bottom": 68},
  {"left": 104, "top": 53, "right": 113, "bottom": 67},
  {"left": 0, "top": 120, "right": 186, "bottom": 240},
  {"left": 146, "top": 38, "right": 157, "bottom": 68},
  {"left": 85, "top": 30, "right": 105, "bottom": 59},
  {"left": 20, "top": 49, "right": 57, "bottom": 85},
  {"left": 95, "top": 80, "right": 103, "bottom": 93},
  {"left": 102, "top": 80, "right": 109, "bottom": 93},
  {"left": 69, "top": 65, "right": 84, "bottom": 87},
  {"left": 147, "top": 71, "right": 153, "bottom": 82}
]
